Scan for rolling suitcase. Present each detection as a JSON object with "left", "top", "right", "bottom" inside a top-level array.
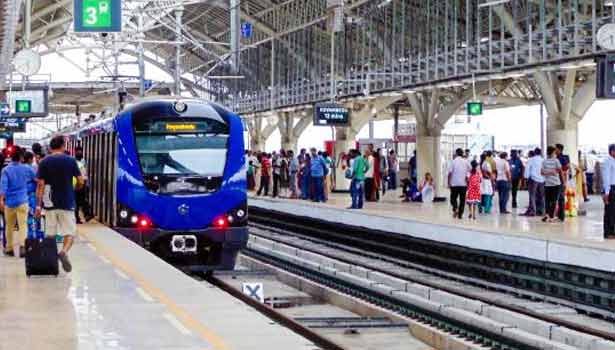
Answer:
[{"left": 25, "top": 236, "right": 59, "bottom": 277}]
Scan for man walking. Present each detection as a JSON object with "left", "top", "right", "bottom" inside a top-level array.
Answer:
[
  {"left": 0, "top": 147, "right": 36, "bottom": 257},
  {"left": 35, "top": 136, "right": 85, "bottom": 272},
  {"left": 495, "top": 152, "right": 512, "bottom": 214},
  {"left": 448, "top": 148, "right": 471, "bottom": 219},
  {"left": 602, "top": 144, "right": 615, "bottom": 239}
]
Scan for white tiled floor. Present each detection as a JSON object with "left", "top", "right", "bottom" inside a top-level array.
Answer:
[{"left": 0, "top": 224, "right": 316, "bottom": 350}]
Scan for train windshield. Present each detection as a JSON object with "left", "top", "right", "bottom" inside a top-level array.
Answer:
[{"left": 134, "top": 118, "right": 229, "bottom": 177}]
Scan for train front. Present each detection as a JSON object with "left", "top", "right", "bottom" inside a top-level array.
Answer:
[{"left": 115, "top": 98, "right": 248, "bottom": 271}]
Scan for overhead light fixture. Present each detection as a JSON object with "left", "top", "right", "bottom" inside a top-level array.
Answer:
[{"left": 478, "top": 0, "right": 510, "bottom": 8}]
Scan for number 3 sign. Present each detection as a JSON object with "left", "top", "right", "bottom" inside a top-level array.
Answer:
[{"left": 74, "top": 0, "right": 121, "bottom": 32}]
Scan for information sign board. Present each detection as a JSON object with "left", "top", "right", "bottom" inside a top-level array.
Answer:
[
  {"left": 4, "top": 89, "right": 48, "bottom": 117},
  {"left": 314, "top": 103, "right": 350, "bottom": 126},
  {"left": 74, "top": 0, "right": 121, "bottom": 32}
]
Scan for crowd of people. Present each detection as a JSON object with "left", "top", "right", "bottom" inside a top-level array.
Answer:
[
  {"left": 0, "top": 136, "right": 92, "bottom": 272},
  {"left": 246, "top": 144, "right": 402, "bottom": 208},
  {"left": 446, "top": 144, "right": 597, "bottom": 225},
  {"left": 247, "top": 148, "right": 334, "bottom": 202},
  {"left": 250, "top": 140, "right": 615, "bottom": 239}
]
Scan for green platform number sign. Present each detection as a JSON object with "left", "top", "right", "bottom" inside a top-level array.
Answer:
[
  {"left": 467, "top": 101, "right": 483, "bottom": 116},
  {"left": 15, "top": 100, "right": 31, "bottom": 114},
  {"left": 83, "top": 0, "right": 111, "bottom": 28},
  {"left": 74, "top": 0, "right": 121, "bottom": 32}
]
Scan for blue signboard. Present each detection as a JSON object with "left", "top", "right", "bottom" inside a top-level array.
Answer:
[
  {"left": 241, "top": 22, "right": 253, "bottom": 39},
  {"left": 74, "top": 0, "right": 122, "bottom": 32},
  {"left": 144, "top": 79, "right": 153, "bottom": 90},
  {"left": 0, "top": 118, "right": 26, "bottom": 132}
]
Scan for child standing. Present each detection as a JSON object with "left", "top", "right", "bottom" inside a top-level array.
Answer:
[{"left": 466, "top": 160, "right": 482, "bottom": 220}]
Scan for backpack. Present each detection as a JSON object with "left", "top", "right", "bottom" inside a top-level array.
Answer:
[{"left": 345, "top": 168, "right": 353, "bottom": 179}]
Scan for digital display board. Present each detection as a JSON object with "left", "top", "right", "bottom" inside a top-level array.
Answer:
[
  {"left": 0, "top": 118, "right": 26, "bottom": 132},
  {"left": 5, "top": 89, "right": 48, "bottom": 117},
  {"left": 314, "top": 103, "right": 350, "bottom": 126},
  {"left": 134, "top": 118, "right": 229, "bottom": 134}
]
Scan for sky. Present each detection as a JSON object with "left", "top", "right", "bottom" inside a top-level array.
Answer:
[{"left": 14, "top": 48, "right": 615, "bottom": 152}]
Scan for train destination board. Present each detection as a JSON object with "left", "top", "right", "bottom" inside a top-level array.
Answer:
[{"left": 313, "top": 103, "right": 350, "bottom": 126}]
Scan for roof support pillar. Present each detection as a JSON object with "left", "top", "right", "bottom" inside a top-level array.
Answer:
[
  {"left": 230, "top": 0, "right": 241, "bottom": 74},
  {"left": 23, "top": 0, "right": 32, "bottom": 48},
  {"left": 535, "top": 71, "right": 596, "bottom": 165},
  {"left": 174, "top": 7, "right": 184, "bottom": 96},
  {"left": 248, "top": 114, "right": 277, "bottom": 151},
  {"left": 137, "top": 14, "right": 146, "bottom": 97}
]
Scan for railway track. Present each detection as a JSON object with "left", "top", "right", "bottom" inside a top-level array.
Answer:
[
  {"left": 249, "top": 207, "right": 615, "bottom": 320},
  {"left": 247, "top": 209, "right": 615, "bottom": 350}
]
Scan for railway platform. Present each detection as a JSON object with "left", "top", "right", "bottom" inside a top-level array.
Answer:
[
  {"left": 0, "top": 223, "right": 314, "bottom": 350},
  {"left": 249, "top": 192, "right": 615, "bottom": 273}
]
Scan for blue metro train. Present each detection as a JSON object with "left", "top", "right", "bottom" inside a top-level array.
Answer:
[{"left": 62, "top": 98, "right": 248, "bottom": 271}]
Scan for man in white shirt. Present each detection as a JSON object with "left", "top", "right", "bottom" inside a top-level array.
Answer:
[
  {"left": 602, "top": 144, "right": 615, "bottom": 238},
  {"left": 447, "top": 148, "right": 471, "bottom": 219},
  {"left": 523, "top": 148, "right": 545, "bottom": 216},
  {"left": 586, "top": 150, "right": 598, "bottom": 195},
  {"left": 495, "top": 152, "right": 512, "bottom": 214}
]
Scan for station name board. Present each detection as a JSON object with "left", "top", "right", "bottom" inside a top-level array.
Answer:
[
  {"left": 0, "top": 118, "right": 26, "bottom": 132},
  {"left": 313, "top": 103, "right": 350, "bottom": 126}
]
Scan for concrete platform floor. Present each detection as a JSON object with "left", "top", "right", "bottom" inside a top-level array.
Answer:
[{"left": 250, "top": 189, "right": 614, "bottom": 249}]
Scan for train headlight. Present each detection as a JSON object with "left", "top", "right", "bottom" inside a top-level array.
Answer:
[
  {"left": 130, "top": 215, "right": 138, "bottom": 224},
  {"left": 236, "top": 209, "right": 245, "bottom": 218},
  {"left": 174, "top": 101, "right": 188, "bottom": 113},
  {"left": 120, "top": 210, "right": 128, "bottom": 219}
]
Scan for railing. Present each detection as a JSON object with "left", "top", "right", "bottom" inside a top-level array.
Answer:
[{"left": 231, "top": 16, "right": 608, "bottom": 114}]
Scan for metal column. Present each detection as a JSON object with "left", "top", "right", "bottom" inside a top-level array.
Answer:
[
  {"left": 24, "top": 0, "right": 32, "bottom": 48},
  {"left": 174, "top": 7, "right": 184, "bottom": 96},
  {"left": 230, "top": 0, "right": 241, "bottom": 73},
  {"left": 137, "top": 14, "right": 146, "bottom": 97}
]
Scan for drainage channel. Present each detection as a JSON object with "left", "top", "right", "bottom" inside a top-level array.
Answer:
[
  {"left": 206, "top": 262, "right": 439, "bottom": 350},
  {"left": 242, "top": 244, "right": 540, "bottom": 350},
  {"left": 249, "top": 207, "right": 615, "bottom": 321}
]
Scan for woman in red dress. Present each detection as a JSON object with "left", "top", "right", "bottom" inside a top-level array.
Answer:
[{"left": 466, "top": 160, "right": 482, "bottom": 220}]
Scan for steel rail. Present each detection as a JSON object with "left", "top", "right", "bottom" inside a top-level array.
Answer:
[
  {"left": 242, "top": 248, "right": 540, "bottom": 350},
  {"left": 205, "top": 274, "right": 347, "bottom": 350},
  {"left": 249, "top": 207, "right": 615, "bottom": 341}
]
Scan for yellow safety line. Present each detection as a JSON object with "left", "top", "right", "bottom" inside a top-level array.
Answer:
[{"left": 79, "top": 229, "right": 230, "bottom": 350}]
